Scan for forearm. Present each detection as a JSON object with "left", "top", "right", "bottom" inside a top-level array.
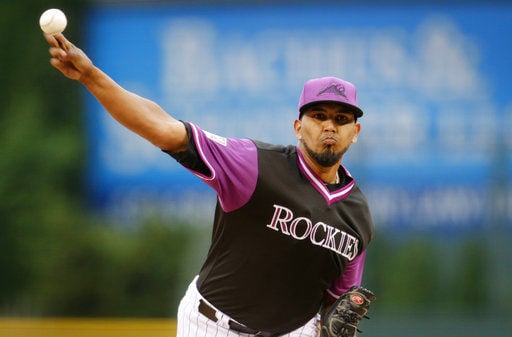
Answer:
[
  {"left": 45, "top": 33, "right": 187, "bottom": 152},
  {"left": 80, "top": 66, "right": 186, "bottom": 152}
]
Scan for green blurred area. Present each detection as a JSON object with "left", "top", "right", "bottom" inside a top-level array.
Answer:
[{"left": 1, "top": 0, "right": 511, "bottom": 336}]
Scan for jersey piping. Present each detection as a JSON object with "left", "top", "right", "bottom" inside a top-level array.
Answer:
[{"left": 296, "top": 149, "right": 355, "bottom": 205}]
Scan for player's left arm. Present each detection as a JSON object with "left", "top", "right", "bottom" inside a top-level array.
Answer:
[
  {"left": 320, "top": 251, "right": 376, "bottom": 336},
  {"left": 322, "top": 250, "right": 367, "bottom": 312}
]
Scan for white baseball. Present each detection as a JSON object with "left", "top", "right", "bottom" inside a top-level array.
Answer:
[{"left": 39, "top": 8, "right": 67, "bottom": 35}]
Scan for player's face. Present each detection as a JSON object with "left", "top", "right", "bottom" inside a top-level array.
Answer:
[{"left": 294, "top": 102, "right": 361, "bottom": 167}]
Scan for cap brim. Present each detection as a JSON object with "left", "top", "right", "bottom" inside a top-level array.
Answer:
[{"left": 299, "top": 100, "right": 364, "bottom": 118}]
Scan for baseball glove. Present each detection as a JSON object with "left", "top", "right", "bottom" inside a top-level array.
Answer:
[{"left": 320, "top": 286, "right": 376, "bottom": 337}]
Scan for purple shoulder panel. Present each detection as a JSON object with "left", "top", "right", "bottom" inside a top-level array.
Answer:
[{"left": 187, "top": 123, "right": 258, "bottom": 212}]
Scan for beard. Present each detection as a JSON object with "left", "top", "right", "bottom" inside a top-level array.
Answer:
[{"left": 301, "top": 139, "right": 345, "bottom": 167}]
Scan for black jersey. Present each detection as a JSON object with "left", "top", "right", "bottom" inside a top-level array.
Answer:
[{"left": 169, "top": 122, "right": 374, "bottom": 334}]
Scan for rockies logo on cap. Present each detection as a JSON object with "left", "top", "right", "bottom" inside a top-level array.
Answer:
[{"left": 317, "top": 83, "right": 348, "bottom": 99}]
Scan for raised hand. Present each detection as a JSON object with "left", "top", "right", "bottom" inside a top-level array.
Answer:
[{"left": 44, "top": 33, "right": 93, "bottom": 82}]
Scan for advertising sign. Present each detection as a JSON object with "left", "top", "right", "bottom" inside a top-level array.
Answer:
[{"left": 85, "top": 3, "right": 512, "bottom": 231}]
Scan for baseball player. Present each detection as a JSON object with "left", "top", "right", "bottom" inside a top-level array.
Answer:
[{"left": 44, "top": 33, "right": 375, "bottom": 337}]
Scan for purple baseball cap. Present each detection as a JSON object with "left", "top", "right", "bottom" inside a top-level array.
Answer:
[{"left": 298, "top": 76, "right": 364, "bottom": 118}]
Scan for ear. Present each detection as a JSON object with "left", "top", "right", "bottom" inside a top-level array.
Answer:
[
  {"left": 294, "top": 119, "right": 302, "bottom": 140},
  {"left": 352, "top": 123, "right": 361, "bottom": 143}
]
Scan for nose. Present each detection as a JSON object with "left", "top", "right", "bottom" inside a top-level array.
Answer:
[{"left": 322, "top": 118, "right": 336, "bottom": 132}]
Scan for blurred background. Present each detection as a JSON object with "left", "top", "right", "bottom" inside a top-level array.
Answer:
[{"left": 1, "top": 0, "right": 511, "bottom": 336}]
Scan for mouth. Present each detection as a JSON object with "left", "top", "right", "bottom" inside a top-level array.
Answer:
[{"left": 321, "top": 135, "right": 337, "bottom": 146}]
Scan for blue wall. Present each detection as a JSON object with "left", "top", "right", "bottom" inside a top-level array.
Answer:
[{"left": 84, "top": 2, "right": 512, "bottom": 232}]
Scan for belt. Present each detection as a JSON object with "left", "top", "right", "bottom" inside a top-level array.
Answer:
[{"left": 198, "top": 299, "right": 280, "bottom": 337}]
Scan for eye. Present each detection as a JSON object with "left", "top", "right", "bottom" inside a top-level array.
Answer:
[
  {"left": 307, "top": 111, "right": 327, "bottom": 121},
  {"left": 306, "top": 109, "right": 327, "bottom": 121},
  {"left": 334, "top": 114, "right": 354, "bottom": 125}
]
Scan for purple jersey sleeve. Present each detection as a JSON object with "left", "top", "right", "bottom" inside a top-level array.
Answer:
[
  {"left": 186, "top": 122, "right": 259, "bottom": 213},
  {"left": 326, "top": 250, "right": 367, "bottom": 299}
]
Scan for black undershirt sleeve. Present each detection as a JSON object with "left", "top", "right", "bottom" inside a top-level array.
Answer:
[{"left": 162, "top": 121, "right": 210, "bottom": 176}]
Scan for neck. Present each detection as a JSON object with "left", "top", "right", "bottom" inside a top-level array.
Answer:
[{"left": 323, "top": 170, "right": 340, "bottom": 184}]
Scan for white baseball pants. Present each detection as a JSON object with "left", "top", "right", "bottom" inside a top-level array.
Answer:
[{"left": 176, "top": 276, "right": 320, "bottom": 337}]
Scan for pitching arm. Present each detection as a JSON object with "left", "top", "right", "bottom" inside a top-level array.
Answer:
[{"left": 44, "top": 33, "right": 188, "bottom": 153}]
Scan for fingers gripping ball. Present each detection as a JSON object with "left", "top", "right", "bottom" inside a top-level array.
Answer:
[
  {"left": 39, "top": 9, "right": 67, "bottom": 35},
  {"left": 321, "top": 286, "right": 376, "bottom": 337}
]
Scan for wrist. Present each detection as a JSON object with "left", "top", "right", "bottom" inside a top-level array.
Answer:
[{"left": 78, "top": 64, "right": 97, "bottom": 84}]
